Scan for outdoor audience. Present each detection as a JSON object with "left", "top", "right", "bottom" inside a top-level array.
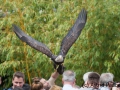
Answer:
[{"left": 2, "top": 70, "right": 120, "bottom": 90}]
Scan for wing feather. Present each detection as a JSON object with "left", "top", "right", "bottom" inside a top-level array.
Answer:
[
  {"left": 60, "top": 8, "right": 87, "bottom": 56},
  {"left": 12, "top": 24, "right": 56, "bottom": 60}
]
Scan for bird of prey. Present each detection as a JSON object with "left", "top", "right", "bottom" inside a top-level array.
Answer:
[{"left": 12, "top": 8, "right": 87, "bottom": 66}]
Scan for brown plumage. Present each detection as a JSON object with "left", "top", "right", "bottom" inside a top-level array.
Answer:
[{"left": 12, "top": 8, "right": 87, "bottom": 70}]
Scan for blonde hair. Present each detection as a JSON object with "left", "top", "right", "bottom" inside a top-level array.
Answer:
[
  {"left": 31, "top": 77, "right": 43, "bottom": 90},
  {"left": 49, "top": 85, "right": 62, "bottom": 90}
]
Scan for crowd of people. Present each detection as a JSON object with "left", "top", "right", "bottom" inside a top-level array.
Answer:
[{"left": 0, "top": 69, "right": 120, "bottom": 90}]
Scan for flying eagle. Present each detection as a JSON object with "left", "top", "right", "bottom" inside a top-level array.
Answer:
[{"left": 12, "top": 8, "right": 87, "bottom": 66}]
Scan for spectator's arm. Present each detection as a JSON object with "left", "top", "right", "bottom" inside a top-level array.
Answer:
[
  {"left": 51, "top": 71, "right": 59, "bottom": 79},
  {"left": 48, "top": 71, "right": 59, "bottom": 86}
]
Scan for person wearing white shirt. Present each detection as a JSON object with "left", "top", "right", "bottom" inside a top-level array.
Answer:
[
  {"left": 99, "top": 73, "right": 114, "bottom": 90},
  {"left": 62, "top": 70, "right": 79, "bottom": 90}
]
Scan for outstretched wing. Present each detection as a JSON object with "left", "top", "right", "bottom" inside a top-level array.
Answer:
[
  {"left": 59, "top": 8, "right": 87, "bottom": 57},
  {"left": 12, "top": 24, "right": 56, "bottom": 60}
]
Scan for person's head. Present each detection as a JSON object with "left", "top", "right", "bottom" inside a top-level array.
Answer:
[
  {"left": 62, "top": 70, "right": 76, "bottom": 85},
  {"left": 49, "top": 85, "right": 62, "bottom": 90},
  {"left": 39, "top": 78, "right": 50, "bottom": 90},
  {"left": 12, "top": 71, "right": 25, "bottom": 88},
  {"left": 31, "top": 77, "right": 43, "bottom": 90},
  {"left": 12, "top": 87, "right": 23, "bottom": 90},
  {"left": 87, "top": 72, "right": 100, "bottom": 89},
  {"left": 83, "top": 72, "right": 93, "bottom": 84},
  {"left": 100, "top": 73, "right": 114, "bottom": 84},
  {"left": 100, "top": 73, "right": 114, "bottom": 88}
]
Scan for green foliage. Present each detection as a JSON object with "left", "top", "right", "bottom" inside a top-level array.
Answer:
[{"left": 0, "top": 0, "right": 120, "bottom": 88}]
